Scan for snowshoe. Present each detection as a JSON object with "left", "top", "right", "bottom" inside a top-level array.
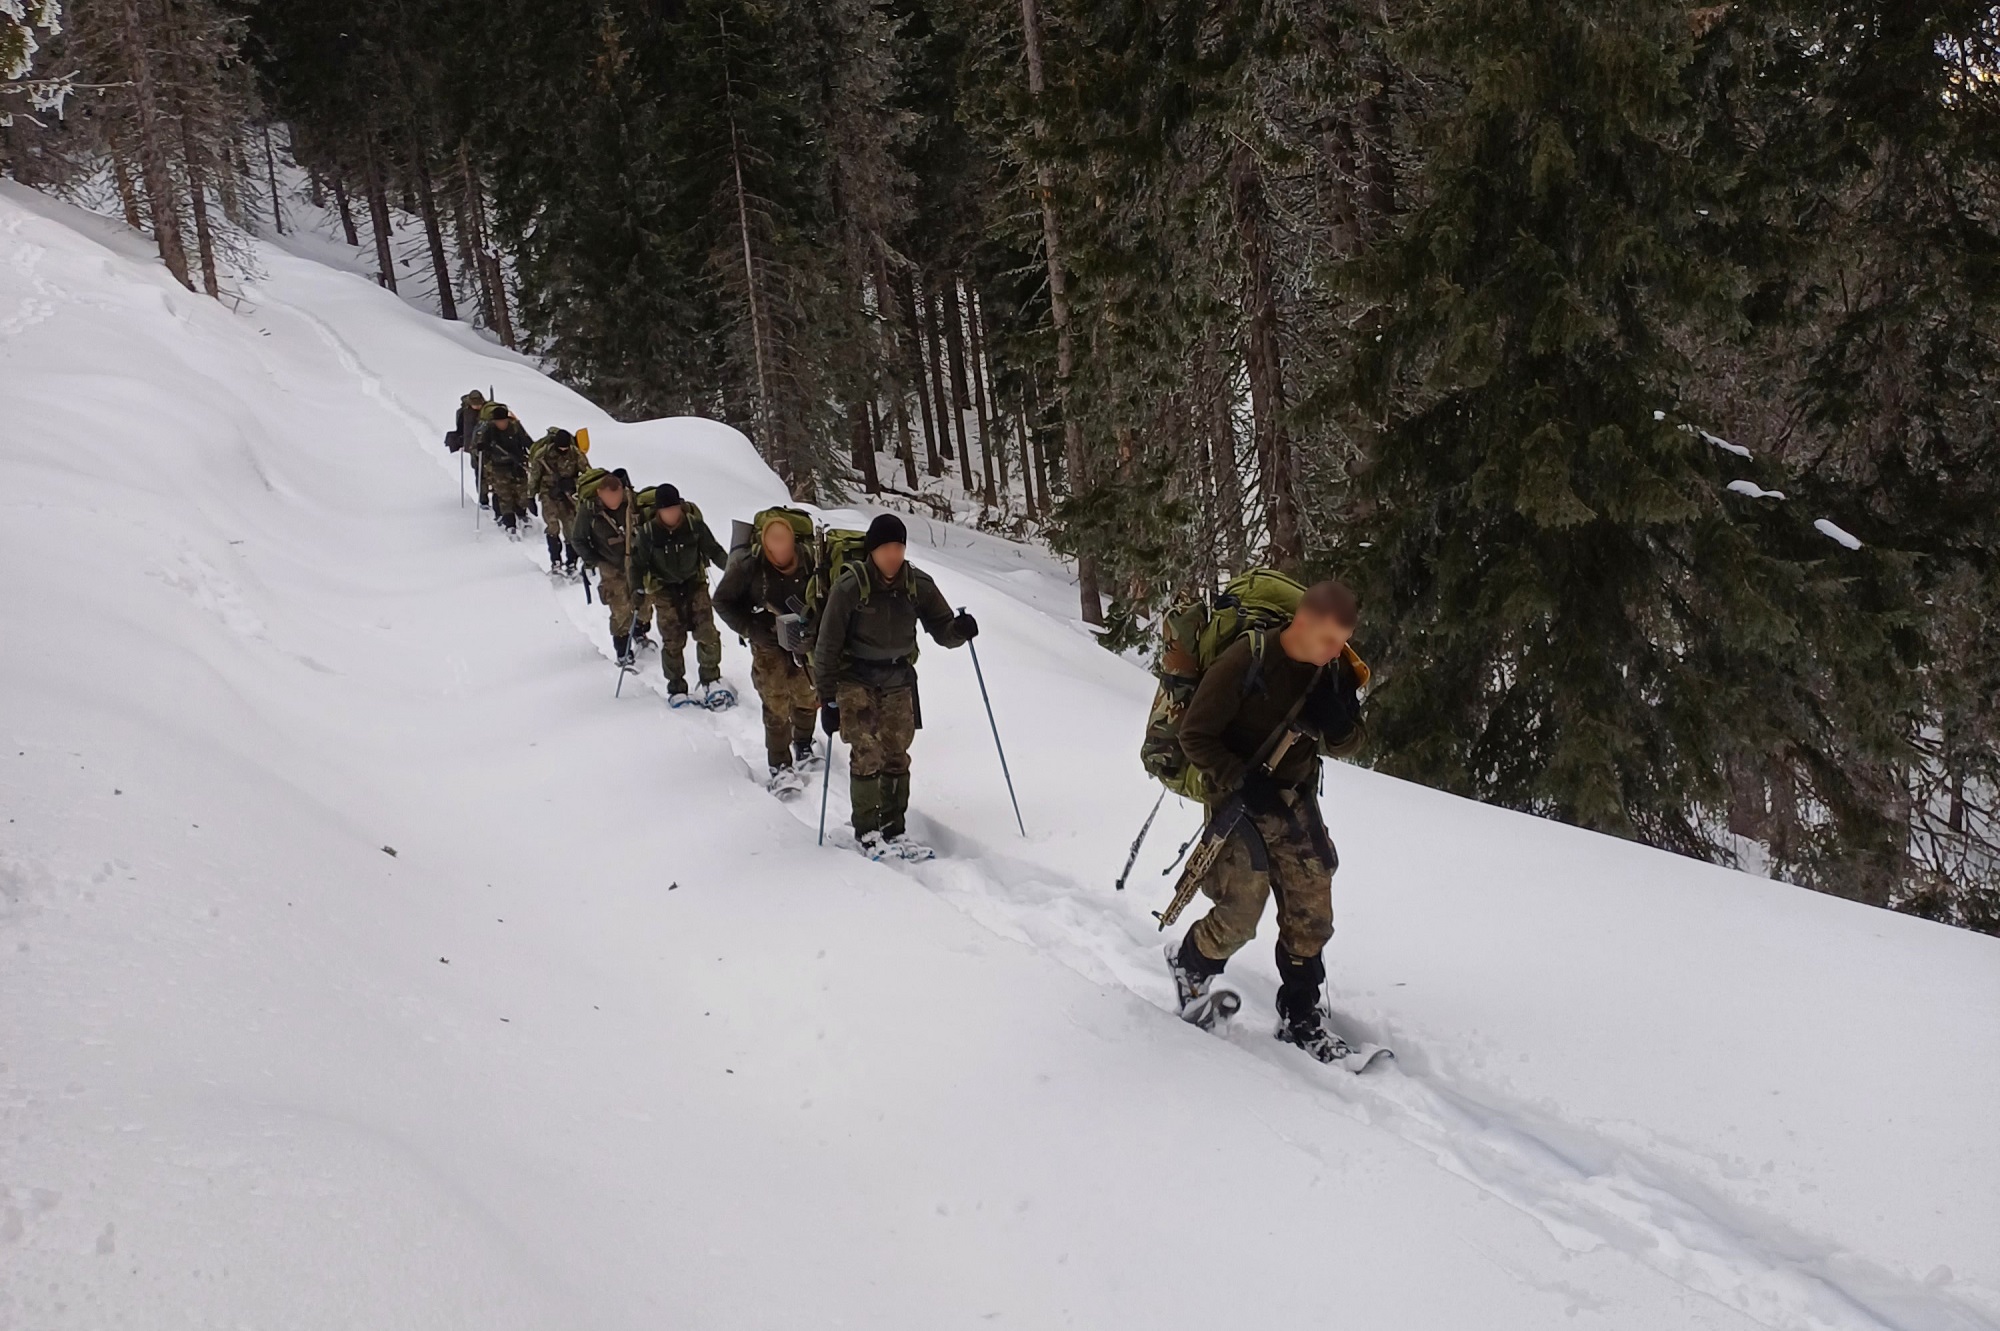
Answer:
[
  {"left": 666, "top": 685, "right": 701, "bottom": 709},
  {"left": 616, "top": 648, "right": 637, "bottom": 669},
  {"left": 766, "top": 764, "right": 808, "bottom": 798},
  {"left": 792, "top": 737, "right": 821, "bottom": 771},
  {"left": 632, "top": 629, "right": 655, "bottom": 651},
  {"left": 1275, "top": 1011, "right": 1394, "bottom": 1072},
  {"left": 1165, "top": 941, "right": 1241, "bottom": 1031},
  {"left": 701, "top": 679, "right": 738, "bottom": 712},
  {"left": 881, "top": 833, "right": 935, "bottom": 862}
]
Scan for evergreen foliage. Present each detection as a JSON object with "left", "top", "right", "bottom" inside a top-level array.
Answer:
[{"left": 2, "top": 0, "right": 1994, "bottom": 932}]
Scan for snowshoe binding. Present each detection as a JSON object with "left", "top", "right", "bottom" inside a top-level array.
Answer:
[
  {"left": 766, "top": 764, "right": 808, "bottom": 798},
  {"left": 1276, "top": 1009, "right": 1394, "bottom": 1073},
  {"left": 1165, "top": 940, "right": 1241, "bottom": 1031},
  {"left": 858, "top": 831, "right": 935, "bottom": 863},
  {"left": 701, "top": 679, "right": 738, "bottom": 712},
  {"left": 666, "top": 684, "right": 700, "bottom": 709},
  {"left": 792, "top": 737, "right": 821, "bottom": 771}
]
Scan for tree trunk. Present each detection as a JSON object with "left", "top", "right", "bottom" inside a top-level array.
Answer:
[
  {"left": 923, "top": 282, "right": 956, "bottom": 474},
  {"left": 969, "top": 289, "right": 1003, "bottom": 502},
  {"left": 849, "top": 401, "right": 881, "bottom": 493},
  {"left": 363, "top": 137, "right": 397, "bottom": 291},
  {"left": 1016, "top": 395, "right": 1040, "bottom": 517},
  {"left": 179, "top": 115, "right": 220, "bottom": 297},
  {"left": 485, "top": 253, "right": 516, "bottom": 349},
  {"left": 409, "top": 138, "right": 458, "bottom": 321},
  {"left": 1208, "top": 349, "right": 1240, "bottom": 571},
  {"left": 898, "top": 268, "right": 944, "bottom": 477},
  {"left": 873, "top": 255, "right": 920, "bottom": 489},
  {"left": 1019, "top": 0, "right": 1101, "bottom": 623},
  {"left": 119, "top": 0, "right": 191, "bottom": 289},
  {"left": 1227, "top": 143, "right": 1301, "bottom": 570},
  {"left": 262, "top": 124, "right": 286, "bottom": 234},
  {"left": 331, "top": 171, "right": 360, "bottom": 246},
  {"left": 455, "top": 142, "right": 497, "bottom": 329},
  {"left": 942, "top": 276, "right": 979, "bottom": 495},
  {"left": 110, "top": 148, "right": 145, "bottom": 230}
]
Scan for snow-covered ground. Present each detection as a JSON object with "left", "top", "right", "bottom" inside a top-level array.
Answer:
[{"left": 4, "top": 180, "right": 1998, "bottom": 1331}]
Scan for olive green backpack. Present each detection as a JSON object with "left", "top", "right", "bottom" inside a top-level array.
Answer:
[{"left": 1139, "top": 569, "right": 1315, "bottom": 801}]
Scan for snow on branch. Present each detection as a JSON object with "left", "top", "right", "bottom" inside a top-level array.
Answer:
[
  {"left": 1726, "top": 480, "right": 1786, "bottom": 500},
  {"left": 1814, "top": 519, "right": 1863, "bottom": 550}
]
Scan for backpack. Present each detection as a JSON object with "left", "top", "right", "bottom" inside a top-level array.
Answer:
[
  {"left": 1138, "top": 568, "right": 1311, "bottom": 801},
  {"left": 807, "top": 527, "right": 870, "bottom": 614},
  {"left": 576, "top": 466, "right": 624, "bottom": 503}
]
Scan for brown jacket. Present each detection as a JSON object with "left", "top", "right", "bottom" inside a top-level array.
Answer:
[{"left": 1178, "top": 634, "right": 1365, "bottom": 795}]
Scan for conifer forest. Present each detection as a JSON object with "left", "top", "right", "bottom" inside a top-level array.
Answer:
[{"left": 5, "top": 0, "right": 1997, "bottom": 934}]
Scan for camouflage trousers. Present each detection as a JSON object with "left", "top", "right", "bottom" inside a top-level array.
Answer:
[
  {"left": 477, "top": 454, "right": 495, "bottom": 506},
  {"left": 540, "top": 494, "right": 577, "bottom": 561},
  {"left": 487, "top": 464, "right": 530, "bottom": 523},
  {"left": 750, "top": 643, "right": 817, "bottom": 769},
  {"left": 648, "top": 578, "right": 722, "bottom": 690},
  {"left": 1188, "top": 789, "right": 1338, "bottom": 964},
  {"left": 836, "top": 681, "right": 916, "bottom": 838},
  {"left": 594, "top": 562, "right": 636, "bottom": 639}
]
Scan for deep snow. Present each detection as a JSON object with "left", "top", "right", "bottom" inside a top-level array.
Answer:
[{"left": 3, "top": 180, "right": 1998, "bottom": 1331}]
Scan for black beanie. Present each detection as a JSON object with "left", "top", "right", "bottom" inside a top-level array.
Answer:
[
  {"left": 863, "top": 513, "right": 908, "bottom": 552},
  {"left": 654, "top": 483, "right": 683, "bottom": 508},
  {"left": 488, "top": 403, "right": 511, "bottom": 420}
]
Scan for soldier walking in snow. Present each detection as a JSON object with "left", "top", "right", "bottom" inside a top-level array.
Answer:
[
  {"left": 715, "top": 509, "right": 820, "bottom": 790},
  {"left": 1166, "top": 579, "right": 1367, "bottom": 1063},
  {"left": 473, "top": 404, "right": 533, "bottom": 533},
  {"left": 527, "top": 427, "right": 586, "bottom": 574},
  {"left": 570, "top": 467, "right": 639, "bottom": 666},
  {"left": 631, "top": 484, "right": 731, "bottom": 707},
  {"left": 811, "top": 514, "right": 976, "bottom": 860}
]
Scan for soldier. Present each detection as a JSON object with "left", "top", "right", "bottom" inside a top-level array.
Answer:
[
  {"left": 473, "top": 404, "right": 533, "bottom": 534},
  {"left": 1166, "top": 578, "right": 1366, "bottom": 1063},
  {"left": 714, "top": 510, "right": 819, "bottom": 791},
  {"left": 570, "top": 467, "right": 638, "bottom": 666},
  {"left": 449, "top": 389, "right": 486, "bottom": 460},
  {"left": 631, "top": 484, "right": 732, "bottom": 708},
  {"left": 527, "top": 427, "right": 586, "bottom": 574},
  {"left": 810, "top": 514, "right": 976, "bottom": 860}
]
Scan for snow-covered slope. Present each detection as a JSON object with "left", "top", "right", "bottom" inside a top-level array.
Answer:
[{"left": 3, "top": 180, "right": 1997, "bottom": 1331}]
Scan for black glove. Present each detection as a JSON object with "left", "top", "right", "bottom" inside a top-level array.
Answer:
[
  {"left": 954, "top": 611, "right": 980, "bottom": 641},
  {"left": 1238, "top": 770, "right": 1286, "bottom": 816},
  {"left": 820, "top": 701, "right": 840, "bottom": 735},
  {"left": 1303, "top": 660, "right": 1361, "bottom": 739}
]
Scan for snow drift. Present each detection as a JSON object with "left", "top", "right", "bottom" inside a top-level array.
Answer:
[{"left": 3, "top": 180, "right": 1998, "bottom": 1331}]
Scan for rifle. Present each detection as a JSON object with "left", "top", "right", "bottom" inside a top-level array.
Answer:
[
  {"left": 1153, "top": 655, "right": 1322, "bottom": 929},
  {"left": 1153, "top": 724, "right": 1309, "bottom": 930}
]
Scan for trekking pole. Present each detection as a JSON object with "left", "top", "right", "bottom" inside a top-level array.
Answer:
[
  {"left": 818, "top": 733, "right": 836, "bottom": 846},
  {"left": 961, "top": 608, "right": 1025, "bottom": 837},
  {"left": 1115, "top": 789, "right": 1166, "bottom": 891},
  {"left": 459, "top": 451, "right": 466, "bottom": 508}
]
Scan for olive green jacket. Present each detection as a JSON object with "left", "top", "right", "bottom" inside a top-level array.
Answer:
[
  {"left": 810, "top": 559, "right": 965, "bottom": 701},
  {"left": 632, "top": 510, "right": 726, "bottom": 589},
  {"left": 714, "top": 547, "right": 817, "bottom": 651}
]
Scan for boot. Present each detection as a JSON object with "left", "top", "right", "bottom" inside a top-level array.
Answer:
[
  {"left": 1166, "top": 933, "right": 1239, "bottom": 1030},
  {"left": 792, "top": 736, "right": 819, "bottom": 770},
  {"left": 1273, "top": 945, "right": 1349, "bottom": 1063},
  {"left": 546, "top": 533, "right": 564, "bottom": 572},
  {"left": 613, "top": 634, "right": 635, "bottom": 668},
  {"left": 879, "top": 771, "right": 912, "bottom": 839},
  {"left": 850, "top": 772, "right": 888, "bottom": 840}
]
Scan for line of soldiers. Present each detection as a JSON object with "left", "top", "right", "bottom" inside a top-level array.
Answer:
[
  {"left": 442, "top": 392, "right": 1372, "bottom": 1057},
  {"left": 444, "top": 391, "right": 977, "bottom": 857}
]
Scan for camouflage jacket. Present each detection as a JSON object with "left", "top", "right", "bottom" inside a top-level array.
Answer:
[
  {"left": 473, "top": 418, "right": 533, "bottom": 473},
  {"left": 527, "top": 434, "right": 584, "bottom": 502}
]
